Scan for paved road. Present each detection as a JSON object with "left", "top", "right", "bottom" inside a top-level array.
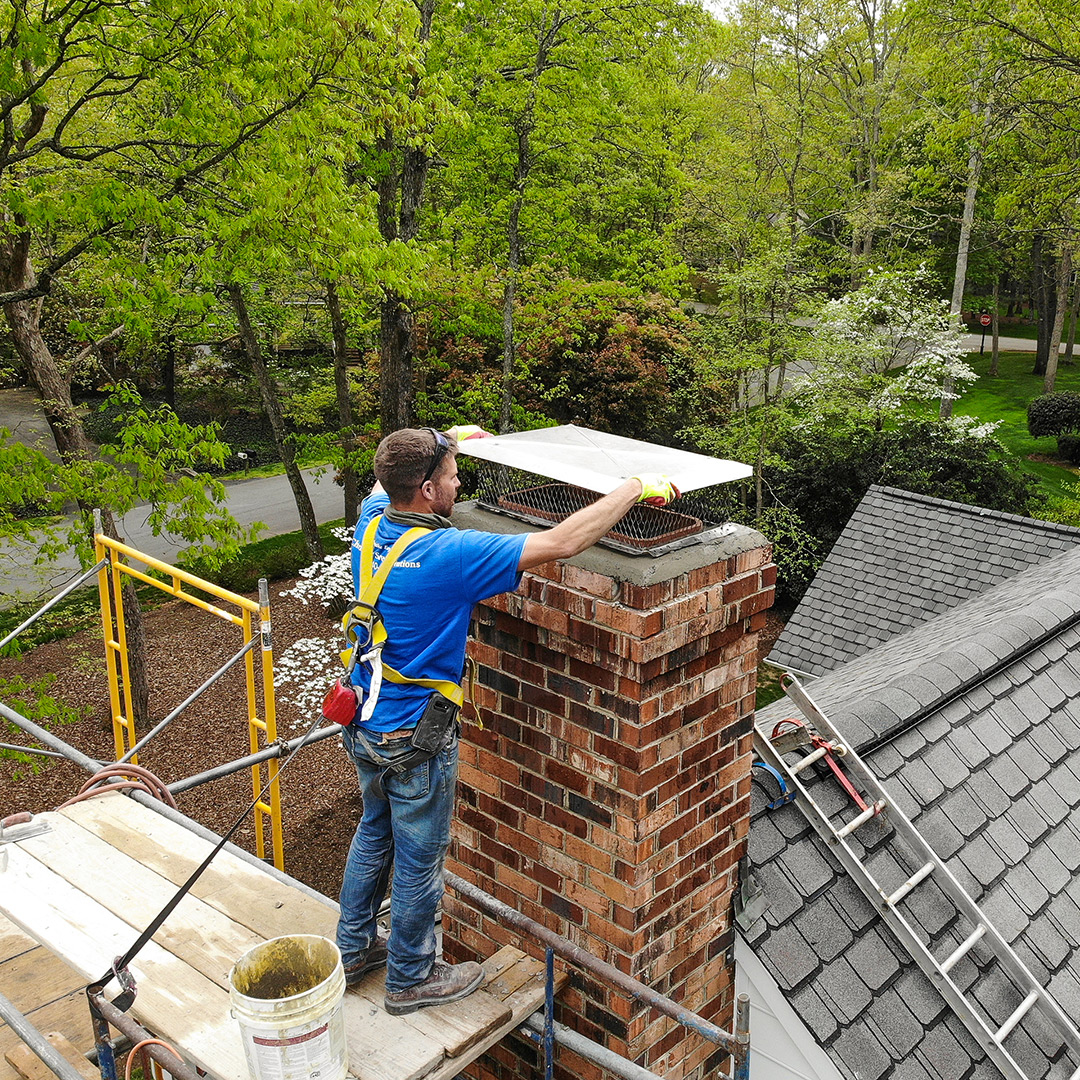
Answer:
[
  {"left": 682, "top": 303, "right": 1046, "bottom": 354},
  {"left": 0, "top": 389, "right": 349, "bottom": 604}
]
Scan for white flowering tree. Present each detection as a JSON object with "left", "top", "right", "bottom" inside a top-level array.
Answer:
[
  {"left": 274, "top": 530, "right": 354, "bottom": 731},
  {"left": 796, "top": 267, "right": 986, "bottom": 434}
]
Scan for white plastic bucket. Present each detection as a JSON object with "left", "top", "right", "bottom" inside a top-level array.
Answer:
[{"left": 228, "top": 934, "right": 348, "bottom": 1080}]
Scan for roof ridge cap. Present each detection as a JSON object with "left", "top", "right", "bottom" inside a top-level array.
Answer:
[{"left": 871, "top": 485, "right": 1080, "bottom": 538}]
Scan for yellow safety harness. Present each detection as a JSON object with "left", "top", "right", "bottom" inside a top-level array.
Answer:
[{"left": 340, "top": 516, "right": 470, "bottom": 724}]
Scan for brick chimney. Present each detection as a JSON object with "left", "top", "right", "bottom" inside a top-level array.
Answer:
[{"left": 444, "top": 502, "right": 774, "bottom": 1080}]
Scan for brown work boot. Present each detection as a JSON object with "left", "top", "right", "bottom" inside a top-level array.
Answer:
[
  {"left": 383, "top": 960, "right": 485, "bottom": 1015},
  {"left": 343, "top": 932, "right": 389, "bottom": 987}
]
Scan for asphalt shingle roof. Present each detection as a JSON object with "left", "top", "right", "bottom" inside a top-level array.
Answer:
[
  {"left": 767, "top": 486, "right": 1080, "bottom": 678},
  {"left": 747, "top": 545, "right": 1080, "bottom": 1080}
]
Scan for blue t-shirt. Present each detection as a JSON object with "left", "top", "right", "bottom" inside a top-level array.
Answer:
[{"left": 348, "top": 493, "right": 527, "bottom": 732}]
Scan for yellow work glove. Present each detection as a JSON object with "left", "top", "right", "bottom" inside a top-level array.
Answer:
[
  {"left": 632, "top": 474, "right": 681, "bottom": 507},
  {"left": 445, "top": 424, "right": 493, "bottom": 441}
]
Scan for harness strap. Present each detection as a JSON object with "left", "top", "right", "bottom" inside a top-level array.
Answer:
[{"left": 343, "top": 516, "right": 467, "bottom": 708}]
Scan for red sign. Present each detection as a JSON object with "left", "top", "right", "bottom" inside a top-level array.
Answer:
[{"left": 980, "top": 313, "right": 992, "bottom": 327}]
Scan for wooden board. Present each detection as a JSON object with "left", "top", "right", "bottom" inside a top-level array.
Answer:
[
  {"left": 341, "top": 992, "right": 445, "bottom": 1080},
  {"left": 62, "top": 795, "right": 339, "bottom": 940},
  {"left": 5, "top": 1032, "right": 98, "bottom": 1080},
  {"left": 345, "top": 959, "right": 512, "bottom": 1062},
  {"left": 19, "top": 812, "right": 262, "bottom": 991},
  {"left": 420, "top": 949, "right": 568, "bottom": 1080},
  {"left": 1, "top": 843, "right": 248, "bottom": 1080},
  {"left": 0, "top": 945, "right": 88, "bottom": 1015},
  {"left": 1, "top": 797, "right": 568, "bottom": 1080},
  {"left": 0, "top": 997, "right": 95, "bottom": 1080}
]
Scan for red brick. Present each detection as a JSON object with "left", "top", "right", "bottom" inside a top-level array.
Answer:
[
  {"left": 620, "top": 578, "right": 678, "bottom": 609},
  {"left": 592, "top": 600, "right": 664, "bottom": 638},
  {"left": 722, "top": 570, "right": 760, "bottom": 604},
  {"left": 524, "top": 561, "right": 563, "bottom": 583},
  {"left": 523, "top": 597, "right": 570, "bottom": 635},
  {"left": 562, "top": 563, "right": 619, "bottom": 597}
]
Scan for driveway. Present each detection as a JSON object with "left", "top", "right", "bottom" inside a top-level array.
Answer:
[{"left": 1, "top": 390, "right": 349, "bottom": 604}]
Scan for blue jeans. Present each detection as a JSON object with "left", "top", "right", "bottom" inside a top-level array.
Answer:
[{"left": 336, "top": 723, "right": 459, "bottom": 993}]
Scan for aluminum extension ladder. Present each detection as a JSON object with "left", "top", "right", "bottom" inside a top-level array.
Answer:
[{"left": 755, "top": 674, "right": 1080, "bottom": 1080}]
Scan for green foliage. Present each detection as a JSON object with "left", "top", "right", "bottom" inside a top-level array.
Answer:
[
  {"left": 0, "top": 674, "right": 88, "bottom": 776},
  {"left": 0, "top": 385, "right": 261, "bottom": 569},
  {"left": 516, "top": 282, "right": 696, "bottom": 443},
  {"left": 769, "top": 419, "right": 1037, "bottom": 556},
  {"left": 1056, "top": 434, "right": 1080, "bottom": 465},
  {"left": 1027, "top": 392, "right": 1080, "bottom": 438},
  {"left": 184, "top": 521, "right": 350, "bottom": 595}
]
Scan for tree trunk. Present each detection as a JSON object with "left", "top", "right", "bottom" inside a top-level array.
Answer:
[
  {"left": 375, "top": 0, "right": 435, "bottom": 436},
  {"left": 989, "top": 275, "right": 1002, "bottom": 377},
  {"left": 1032, "top": 233, "right": 1053, "bottom": 376},
  {"left": 500, "top": 119, "right": 531, "bottom": 435},
  {"left": 379, "top": 292, "right": 413, "bottom": 434},
  {"left": 942, "top": 130, "right": 986, "bottom": 418},
  {"left": 163, "top": 330, "right": 176, "bottom": 408},
  {"left": 0, "top": 237, "right": 152, "bottom": 722},
  {"left": 226, "top": 282, "right": 324, "bottom": 564},
  {"left": 1065, "top": 268, "right": 1080, "bottom": 363},
  {"left": 1044, "top": 244, "right": 1072, "bottom": 394},
  {"left": 326, "top": 280, "right": 359, "bottom": 526}
]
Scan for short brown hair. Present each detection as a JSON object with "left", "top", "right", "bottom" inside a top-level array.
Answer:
[{"left": 374, "top": 428, "right": 459, "bottom": 502}]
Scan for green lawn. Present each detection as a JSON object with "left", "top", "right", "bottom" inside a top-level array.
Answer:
[{"left": 951, "top": 350, "right": 1080, "bottom": 501}]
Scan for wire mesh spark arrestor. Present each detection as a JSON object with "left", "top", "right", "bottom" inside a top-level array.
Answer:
[{"left": 458, "top": 425, "right": 753, "bottom": 557}]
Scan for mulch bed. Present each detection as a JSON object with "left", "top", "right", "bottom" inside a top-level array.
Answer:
[{"left": 0, "top": 581, "right": 357, "bottom": 901}]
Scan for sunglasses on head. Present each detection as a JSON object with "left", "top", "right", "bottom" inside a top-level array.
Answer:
[{"left": 421, "top": 428, "right": 450, "bottom": 484}]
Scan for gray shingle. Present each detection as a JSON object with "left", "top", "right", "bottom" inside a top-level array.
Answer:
[
  {"left": 914, "top": 1021, "right": 975, "bottom": 1080},
  {"left": 897, "top": 758, "right": 946, "bottom": 804},
  {"left": 987, "top": 755, "right": 1029, "bottom": 799},
  {"left": 789, "top": 983, "right": 840, "bottom": 1041},
  {"left": 866, "top": 989, "right": 923, "bottom": 1059},
  {"left": 939, "top": 787, "right": 988, "bottom": 838},
  {"left": 765, "top": 486, "right": 1080, "bottom": 676},
  {"left": 968, "top": 712, "right": 1012, "bottom": 755},
  {"left": 984, "top": 817, "right": 1029, "bottom": 866},
  {"left": 793, "top": 895, "right": 854, "bottom": 963},
  {"left": 755, "top": 921, "right": 819, "bottom": 990},
  {"left": 827, "top": 877, "right": 878, "bottom": 932},
  {"left": 913, "top": 805, "right": 964, "bottom": 860},
  {"left": 923, "top": 741, "right": 969, "bottom": 789},
  {"left": 846, "top": 929, "right": 900, "bottom": 990},
  {"left": 779, "top": 839, "right": 837, "bottom": 899},
  {"left": 833, "top": 1023, "right": 893, "bottom": 1080},
  {"left": 957, "top": 835, "right": 1007, "bottom": 887},
  {"left": 1024, "top": 845, "right": 1070, "bottom": 897},
  {"left": 755, "top": 860, "right": 807, "bottom": 927},
  {"left": 816, "top": 955, "right": 873, "bottom": 1023}
]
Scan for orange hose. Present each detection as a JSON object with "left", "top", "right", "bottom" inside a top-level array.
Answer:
[{"left": 125, "top": 1039, "right": 181, "bottom": 1080}]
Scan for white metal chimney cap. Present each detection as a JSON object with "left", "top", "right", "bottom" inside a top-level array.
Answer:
[{"left": 456, "top": 424, "right": 752, "bottom": 495}]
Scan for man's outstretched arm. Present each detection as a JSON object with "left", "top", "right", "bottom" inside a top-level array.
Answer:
[{"left": 517, "top": 475, "right": 678, "bottom": 571}]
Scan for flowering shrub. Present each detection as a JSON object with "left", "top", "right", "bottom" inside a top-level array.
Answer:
[{"left": 275, "top": 529, "right": 353, "bottom": 728}]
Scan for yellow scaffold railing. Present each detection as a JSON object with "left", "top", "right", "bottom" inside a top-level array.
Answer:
[{"left": 94, "top": 527, "right": 284, "bottom": 870}]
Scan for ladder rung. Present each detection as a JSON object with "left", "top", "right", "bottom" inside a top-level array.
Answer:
[
  {"left": 995, "top": 990, "right": 1039, "bottom": 1045},
  {"left": 837, "top": 801, "right": 882, "bottom": 839},
  {"left": 886, "top": 862, "right": 935, "bottom": 906},
  {"left": 941, "top": 925, "right": 986, "bottom": 973},
  {"left": 790, "top": 746, "right": 829, "bottom": 773}
]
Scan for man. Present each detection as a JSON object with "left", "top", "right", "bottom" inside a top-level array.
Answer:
[{"left": 336, "top": 425, "right": 677, "bottom": 1015}]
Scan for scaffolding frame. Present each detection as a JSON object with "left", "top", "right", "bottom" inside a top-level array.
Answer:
[{"left": 92, "top": 515, "right": 284, "bottom": 869}]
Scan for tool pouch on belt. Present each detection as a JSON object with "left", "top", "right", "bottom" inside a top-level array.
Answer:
[{"left": 370, "top": 691, "right": 459, "bottom": 800}]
